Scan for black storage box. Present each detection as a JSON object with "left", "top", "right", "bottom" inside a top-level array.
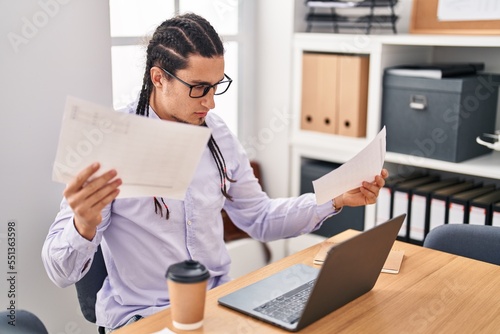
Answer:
[{"left": 381, "top": 73, "right": 499, "bottom": 162}]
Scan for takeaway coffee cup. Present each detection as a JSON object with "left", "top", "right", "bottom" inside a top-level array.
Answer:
[{"left": 166, "top": 260, "right": 210, "bottom": 330}]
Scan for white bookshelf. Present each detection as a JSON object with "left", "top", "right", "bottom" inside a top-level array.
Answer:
[{"left": 290, "top": 33, "right": 500, "bottom": 230}]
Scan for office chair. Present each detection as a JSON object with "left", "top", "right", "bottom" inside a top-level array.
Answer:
[
  {"left": 75, "top": 245, "right": 107, "bottom": 334},
  {"left": 222, "top": 161, "right": 272, "bottom": 265},
  {"left": 423, "top": 224, "right": 500, "bottom": 265},
  {"left": 0, "top": 309, "right": 48, "bottom": 334}
]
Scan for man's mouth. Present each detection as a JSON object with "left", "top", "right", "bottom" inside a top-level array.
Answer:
[{"left": 195, "top": 111, "right": 208, "bottom": 118}]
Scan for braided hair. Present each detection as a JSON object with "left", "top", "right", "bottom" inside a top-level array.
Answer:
[{"left": 138, "top": 13, "right": 235, "bottom": 219}]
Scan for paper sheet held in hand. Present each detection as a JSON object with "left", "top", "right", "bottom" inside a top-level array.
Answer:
[
  {"left": 313, "top": 127, "right": 386, "bottom": 204},
  {"left": 52, "top": 96, "right": 211, "bottom": 199}
]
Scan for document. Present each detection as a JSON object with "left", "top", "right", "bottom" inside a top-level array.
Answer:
[
  {"left": 381, "top": 249, "right": 405, "bottom": 274},
  {"left": 313, "top": 127, "right": 386, "bottom": 205},
  {"left": 313, "top": 229, "right": 361, "bottom": 265},
  {"left": 437, "top": 0, "right": 500, "bottom": 21},
  {"left": 307, "top": 1, "right": 359, "bottom": 8},
  {"left": 386, "top": 63, "right": 484, "bottom": 79},
  {"left": 52, "top": 96, "right": 212, "bottom": 199}
]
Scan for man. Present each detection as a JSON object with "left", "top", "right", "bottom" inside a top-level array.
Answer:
[{"left": 42, "top": 13, "right": 388, "bottom": 332}]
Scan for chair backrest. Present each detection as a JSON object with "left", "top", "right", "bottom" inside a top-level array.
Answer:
[
  {"left": 0, "top": 310, "right": 48, "bottom": 334},
  {"left": 423, "top": 224, "right": 500, "bottom": 265},
  {"left": 75, "top": 245, "right": 108, "bottom": 324},
  {"left": 221, "top": 161, "right": 272, "bottom": 264}
]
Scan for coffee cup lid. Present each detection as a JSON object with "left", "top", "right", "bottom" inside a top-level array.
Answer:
[{"left": 166, "top": 260, "right": 210, "bottom": 283}]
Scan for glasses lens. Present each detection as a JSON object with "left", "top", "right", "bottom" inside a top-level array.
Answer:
[
  {"left": 190, "top": 85, "right": 208, "bottom": 98},
  {"left": 188, "top": 76, "right": 232, "bottom": 98},
  {"left": 214, "top": 80, "right": 231, "bottom": 96}
]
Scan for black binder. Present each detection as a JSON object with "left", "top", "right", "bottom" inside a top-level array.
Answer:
[
  {"left": 378, "top": 173, "right": 424, "bottom": 221},
  {"left": 392, "top": 175, "right": 440, "bottom": 241},
  {"left": 449, "top": 185, "right": 496, "bottom": 225},
  {"left": 429, "top": 181, "right": 479, "bottom": 228},
  {"left": 469, "top": 190, "right": 500, "bottom": 226},
  {"left": 409, "top": 179, "right": 460, "bottom": 243},
  {"left": 494, "top": 201, "right": 500, "bottom": 226}
]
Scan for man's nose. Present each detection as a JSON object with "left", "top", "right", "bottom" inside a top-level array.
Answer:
[{"left": 201, "top": 89, "right": 216, "bottom": 109}]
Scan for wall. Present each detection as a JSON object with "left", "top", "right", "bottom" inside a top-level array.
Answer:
[
  {"left": 253, "top": 0, "right": 295, "bottom": 199},
  {"left": 0, "top": 0, "right": 111, "bottom": 332}
]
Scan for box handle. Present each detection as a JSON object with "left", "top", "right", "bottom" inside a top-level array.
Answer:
[{"left": 409, "top": 94, "right": 427, "bottom": 110}]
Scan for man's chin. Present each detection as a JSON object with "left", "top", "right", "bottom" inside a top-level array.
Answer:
[
  {"left": 170, "top": 115, "right": 205, "bottom": 125},
  {"left": 191, "top": 117, "right": 206, "bottom": 126}
]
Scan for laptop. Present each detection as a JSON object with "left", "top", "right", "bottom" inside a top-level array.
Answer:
[{"left": 218, "top": 214, "right": 406, "bottom": 332}]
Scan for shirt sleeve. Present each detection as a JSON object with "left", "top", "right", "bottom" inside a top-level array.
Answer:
[
  {"left": 222, "top": 140, "right": 340, "bottom": 242},
  {"left": 41, "top": 198, "right": 110, "bottom": 288}
]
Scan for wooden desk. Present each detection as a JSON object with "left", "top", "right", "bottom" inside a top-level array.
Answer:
[{"left": 115, "top": 238, "right": 500, "bottom": 333}]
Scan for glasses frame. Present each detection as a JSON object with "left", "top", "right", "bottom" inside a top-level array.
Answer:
[{"left": 160, "top": 67, "right": 233, "bottom": 98}]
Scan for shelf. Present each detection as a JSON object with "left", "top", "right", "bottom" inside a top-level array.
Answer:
[
  {"left": 379, "top": 34, "right": 500, "bottom": 47},
  {"left": 291, "top": 130, "right": 500, "bottom": 180},
  {"left": 290, "top": 32, "right": 500, "bottom": 208},
  {"left": 291, "top": 130, "right": 369, "bottom": 163},
  {"left": 291, "top": 3, "right": 500, "bottom": 231},
  {"left": 294, "top": 33, "right": 376, "bottom": 53},
  {"left": 295, "top": 32, "right": 500, "bottom": 48},
  {"left": 385, "top": 151, "right": 500, "bottom": 180}
]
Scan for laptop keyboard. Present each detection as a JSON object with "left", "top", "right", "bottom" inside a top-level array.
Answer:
[{"left": 253, "top": 279, "right": 316, "bottom": 324}]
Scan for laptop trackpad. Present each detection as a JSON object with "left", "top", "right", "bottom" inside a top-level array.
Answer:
[{"left": 218, "top": 264, "right": 319, "bottom": 311}]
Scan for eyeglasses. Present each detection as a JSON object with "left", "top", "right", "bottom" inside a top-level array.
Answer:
[{"left": 161, "top": 67, "right": 232, "bottom": 98}]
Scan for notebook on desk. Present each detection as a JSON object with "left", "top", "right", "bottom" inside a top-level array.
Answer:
[
  {"left": 313, "top": 229, "right": 405, "bottom": 274},
  {"left": 218, "top": 214, "right": 406, "bottom": 332}
]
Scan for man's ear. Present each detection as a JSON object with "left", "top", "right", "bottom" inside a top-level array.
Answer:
[{"left": 150, "top": 67, "right": 165, "bottom": 89}]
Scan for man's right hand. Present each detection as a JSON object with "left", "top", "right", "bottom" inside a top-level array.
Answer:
[{"left": 63, "top": 162, "right": 122, "bottom": 240}]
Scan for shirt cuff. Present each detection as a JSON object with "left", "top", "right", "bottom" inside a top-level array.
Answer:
[
  {"left": 316, "top": 200, "right": 342, "bottom": 223},
  {"left": 61, "top": 216, "right": 100, "bottom": 256}
]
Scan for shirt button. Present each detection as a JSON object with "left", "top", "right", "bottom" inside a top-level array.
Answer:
[{"left": 187, "top": 220, "right": 192, "bottom": 226}]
